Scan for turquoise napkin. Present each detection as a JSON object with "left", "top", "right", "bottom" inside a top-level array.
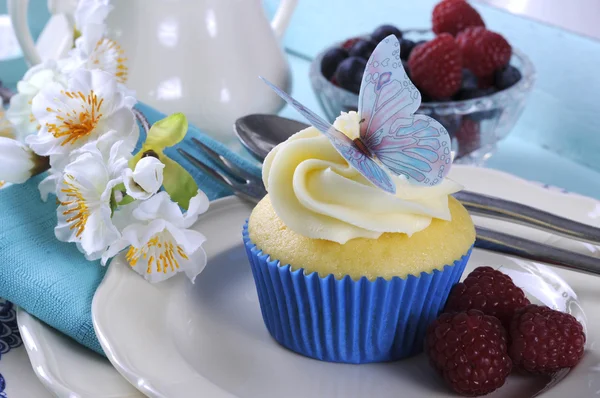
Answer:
[{"left": 0, "top": 103, "right": 261, "bottom": 355}]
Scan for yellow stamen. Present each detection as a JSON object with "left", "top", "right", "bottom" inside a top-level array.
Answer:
[
  {"left": 91, "top": 38, "right": 129, "bottom": 83},
  {"left": 46, "top": 90, "right": 103, "bottom": 146},
  {"left": 59, "top": 174, "right": 89, "bottom": 238},
  {"left": 125, "top": 234, "right": 185, "bottom": 274}
]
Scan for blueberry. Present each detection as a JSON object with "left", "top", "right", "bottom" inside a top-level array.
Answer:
[
  {"left": 420, "top": 91, "right": 433, "bottom": 103},
  {"left": 334, "top": 57, "right": 367, "bottom": 94},
  {"left": 494, "top": 65, "right": 522, "bottom": 90},
  {"left": 348, "top": 39, "right": 377, "bottom": 60},
  {"left": 454, "top": 87, "right": 496, "bottom": 101},
  {"left": 371, "top": 24, "right": 403, "bottom": 43},
  {"left": 400, "top": 39, "right": 416, "bottom": 60},
  {"left": 460, "top": 69, "right": 478, "bottom": 91},
  {"left": 454, "top": 87, "right": 500, "bottom": 120},
  {"left": 471, "top": 108, "right": 502, "bottom": 121},
  {"left": 321, "top": 48, "right": 349, "bottom": 79}
]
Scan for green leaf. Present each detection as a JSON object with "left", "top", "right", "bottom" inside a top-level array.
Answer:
[
  {"left": 161, "top": 155, "right": 198, "bottom": 210},
  {"left": 145, "top": 113, "right": 188, "bottom": 150},
  {"left": 118, "top": 194, "right": 136, "bottom": 206},
  {"left": 110, "top": 191, "right": 118, "bottom": 214}
]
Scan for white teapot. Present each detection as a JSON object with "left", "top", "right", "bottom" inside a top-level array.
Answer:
[{"left": 9, "top": 0, "right": 297, "bottom": 144}]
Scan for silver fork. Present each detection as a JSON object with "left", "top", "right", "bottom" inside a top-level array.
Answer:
[
  {"left": 178, "top": 145, "right": 600, "bottom": 275},
  {"left": 177, "top": 138, "right": 267, "bottom": 203}
]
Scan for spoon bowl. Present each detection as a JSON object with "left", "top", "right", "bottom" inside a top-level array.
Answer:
[{"left": 234, "top": 114, "right": 309, "bottom": 161}]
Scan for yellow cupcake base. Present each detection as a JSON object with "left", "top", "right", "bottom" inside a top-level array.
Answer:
[{"left": 248, "top": 195, "right": 475, "bottom": 280}]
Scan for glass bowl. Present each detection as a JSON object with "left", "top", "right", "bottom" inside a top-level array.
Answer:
[{"left": 309, "top": 30, "right": 536, "bottom": 165}]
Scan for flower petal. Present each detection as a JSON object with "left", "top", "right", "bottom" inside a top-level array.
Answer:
[
  {"left": 181, "top": 190, "right": 210, "bottom": 228},
  {"left": 74, "top": 0, "right": 112, "bottom": 30},
  {"left": 184, "top": 246, "right": 207, "bottom": 284},
  {"left": 101, "top": 237, "right": 130, "bottom": 266},
  {"left": 132, "top": 191, "right": 182, "bottom": 223},
  {"left": 165, "top": 223, "right": 205, "bottom": 255},
  {"left": 122, "top": 168, "right": 152, "bottom": 200},
  {"left": 38, "top": 171, "right": 60, "bottom": 201},
  {"left": 0, "top": 137, "right": 36, "bottom": 183},
  {"left": 132, "top": 157, "right": 164, "bottom": 194},
  {"left": 78, "top": 204, "right": 120, "bottom": 256}
]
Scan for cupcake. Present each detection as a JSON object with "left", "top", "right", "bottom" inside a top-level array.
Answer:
[
  {"left": 243, "top": 111, "right": 475, "bottom": 364},
  {"left": 246, "top": 34, "right": 476, "bottom": 363}
]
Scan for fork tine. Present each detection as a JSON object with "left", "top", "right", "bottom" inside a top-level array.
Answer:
[
  {"left": 177, "top": 149, "right": 261, "bottom": 204},
  {"left": 191, "top": 138, "right": 261, "bottom": 183},
  {"left": 177, "top": 148, "right": 237, "bottom": 188}
]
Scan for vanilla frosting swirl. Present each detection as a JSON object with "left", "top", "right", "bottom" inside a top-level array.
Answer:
[{"left": 262, "top": 112, "right": 462, "bottom": 244}]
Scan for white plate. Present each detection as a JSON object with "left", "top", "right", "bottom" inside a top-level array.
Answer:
[
  {"left": 17, "top": 309, "right": 144, "bottom": 398},
  {"left": 0, "top": 301, "right": 51, "bottom": 398},
  {"left": 92, "top": 165, "right": 600, "bottom": 398}
]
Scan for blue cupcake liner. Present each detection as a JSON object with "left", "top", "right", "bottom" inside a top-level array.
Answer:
[{"left": 243, "top": 221, "right": 472, "bottom": 364}]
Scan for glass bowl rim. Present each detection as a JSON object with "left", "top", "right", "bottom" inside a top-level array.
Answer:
[{"left": 309, "top": 29, "right": 536, "bottom": 111}]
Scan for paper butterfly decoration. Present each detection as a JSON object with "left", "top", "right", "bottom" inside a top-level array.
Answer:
[{"left": 260, "top": 35, "right": 453, "bottom": 194}]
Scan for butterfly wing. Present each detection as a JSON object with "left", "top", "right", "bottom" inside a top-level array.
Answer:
[
  {"left": 367, "top": 114, "right": 452, "bottom": 186},
  {"left": 358, "top": 35, "right": 421, "bottom": 144},
  {"left": 260, "top": 77, "right": 396, "bottom": 193},
  {"left": 358, "top": 35, "right": 451, "bottom": 186}
]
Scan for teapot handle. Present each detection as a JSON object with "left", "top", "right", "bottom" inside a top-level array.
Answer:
[
  {"left": 8, "top": 0, "right": 75, "bottom": 66},
  {"left": 7, "top": 0, "right": 41, "bottom": 65},
  {"left": 270, "top": 0, "right": 298, "bottom": 40}
]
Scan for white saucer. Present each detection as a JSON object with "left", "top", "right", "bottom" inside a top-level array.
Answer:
[
  {"left": 17, "top": 309, "right": 144, "bottom": 398},
  {"left": 92, "top": 165, "right": 600, "bottom": 398}
]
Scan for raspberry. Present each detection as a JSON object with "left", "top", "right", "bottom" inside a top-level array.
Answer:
[
  {"left": 445, "top": 266, "right": 530, "bottom": 328},
  {"left": 509, "top": 305, "right": 586, "bottom": 374},
  {"left": 432, "top": 0, "right": 485, "bottom": 36},
  {"left": 408, "top": 33, "right": 462, "bottom": 99},
  {"left": 457, "top": 27, "right": 512, "bottom": 77},
  {"left": 455, "top": 118, "right": 480, "bottom": 158},
  {"left": 426, "top": 310, "right": 512, "bottom": 396}
]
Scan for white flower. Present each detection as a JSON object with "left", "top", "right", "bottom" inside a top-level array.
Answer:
[
  {"left": 102, "top": 190, "right": 210, "bottom": 283},
  {"left": 55, "top": 141, "right": 128, "bottom": 259},
  {"left": 0, "top": 108, "right": 16, "bottom": 139},
  {"left": 64, "top": 23, "right": 128, "bottom": 84},
  {"left": 0, "top": 137, "right": 48, "bottom": 184},
  {"left": 74, "top": 0, "right": 112, "bottom": 31},
  {"left": 38, "top": 166, "right": 62, "bottom": 201},
  {"left": 123, "top": 157, "right": 165, "bottom": 200},
  {"left": 26, "top": 68, "right": 136, "bottom": 158},
  {"left": 6, "top": 60, "right": 68, "bottom": 140},
  {"left": 36, "top": 124, "right": 138, "bottom": 202}
]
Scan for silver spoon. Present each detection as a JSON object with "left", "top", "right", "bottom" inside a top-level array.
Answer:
[{"left": 234, "top": 114, "right": 309, "bottom": 161}]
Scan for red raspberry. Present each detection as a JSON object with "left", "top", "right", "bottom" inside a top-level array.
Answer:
[
  {"left": 455, "top": 118, "right": 481, "bottom": 158},
  {"left": 509, "top": 305, "right": 586, "bottom": 374},
  {"left": 341, "top": 37, "right": 361, "bottom": 51},
  {"left": 432, "top": 0, "right": 486, "bottom": 36},
  {"left": 426, "top": 310, "right": 512, "bottom": 396},
  {"left": 408, "top": 33, "right": 462, "bottom": 99},
  {"left": 457, "top": 27, "right": 512, "bottom": 77},
  {"left": 445, "top": 266, "right": 530, "bottom": 328}
]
